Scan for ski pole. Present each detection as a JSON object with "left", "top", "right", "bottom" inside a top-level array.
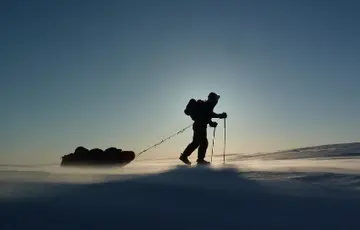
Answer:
[
  {"left": 210, "top": 126, "right": 216, "bottom": 163},
  {"left": 223, "top": 118, "right": 226, "bottom": 164}
]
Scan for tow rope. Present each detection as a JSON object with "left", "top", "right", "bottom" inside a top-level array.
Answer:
[{"left": 134, "top": 124, "right": 192, "bottom": 159}]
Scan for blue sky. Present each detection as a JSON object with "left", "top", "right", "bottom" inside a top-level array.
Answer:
[{"left": 1, "top": 0, "right": 359, "bottom": 163}]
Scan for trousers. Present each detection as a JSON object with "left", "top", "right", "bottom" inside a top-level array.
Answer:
[{"left": 182, "top": 122, "right": 208, "bottom": 160}]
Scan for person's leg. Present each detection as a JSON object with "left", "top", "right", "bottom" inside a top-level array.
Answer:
[
  {"left": 193, "top": 123, "right": 210, "bottom": 164},
  {"left": 180, "top": 124, "right": 200, "bottom": 164},
  {"left": 181, "top": 139, "right": 199, "bottom": 157},
  {"left": 197, "top": 136, "right": 208, "bottom": 161}
]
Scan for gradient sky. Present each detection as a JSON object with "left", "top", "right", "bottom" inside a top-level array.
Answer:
[{"left": 1, "top": 0, "right": 360, "bottom": 163}]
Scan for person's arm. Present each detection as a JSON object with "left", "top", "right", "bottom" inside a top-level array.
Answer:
[
  {"left": 206, "top": 114, "right": 218, "bottom": 126},
  {"left": 211, "top": 112, "right": 221, "bottom": 118},
  {"left": 209, "top": 120, "right": 218, "bottom": 127},
  {"left": 211, "top": 112, "right": 227, "bottom": 119}
]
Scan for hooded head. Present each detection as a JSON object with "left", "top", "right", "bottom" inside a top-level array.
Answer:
[{"left": 207, "top": 92, "right": 220, "bottom": 107}]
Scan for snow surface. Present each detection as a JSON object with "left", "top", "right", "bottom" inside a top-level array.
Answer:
[{"left": 1, "top": 142, "right": 360, "bottom": 229}]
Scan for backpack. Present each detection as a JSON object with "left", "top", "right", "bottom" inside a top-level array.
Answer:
[{"left": 184, "top": 98, "right": 202, "bottom": 120}]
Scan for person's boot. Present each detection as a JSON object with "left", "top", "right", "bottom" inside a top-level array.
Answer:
[
  {"left": 179, "top": 154, "right": 191, "bottom": 165},
  {"left": 196, "top": 159, "right": 210, "bottom": 165}
]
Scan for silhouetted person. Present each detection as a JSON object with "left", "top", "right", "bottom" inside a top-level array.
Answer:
[{"left": 180, "top": 92, "right": 227, "bottom": 165}]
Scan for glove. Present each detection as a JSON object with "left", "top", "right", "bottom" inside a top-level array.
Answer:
[
  {"left": 209, "top": 121, "right": 218, "bottom": 128},
  {"left": 219, "top": 112, "right": 227, "bottom": 119}
]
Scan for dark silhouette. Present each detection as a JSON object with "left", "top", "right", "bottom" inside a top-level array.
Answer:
[
  {"left": 61, "top": 146, "right": 135, "bottom": 167},
  {"left": 180, "top": 92, "right": 227, "bottom": 165}
]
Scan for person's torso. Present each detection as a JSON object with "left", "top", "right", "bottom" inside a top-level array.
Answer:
[{"left": 194, "top": 100, "right": 213, "bottom": 123}]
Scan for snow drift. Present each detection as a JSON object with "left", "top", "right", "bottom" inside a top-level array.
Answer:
[
  {"left": 232, "top": 142, "right": 360, "bottom": 160},
  {"left": 2, "top": 142, "right": 360, "bottom": 230},
  {"left": 1, "top": 165, "right": 360, "bottom": 230}
]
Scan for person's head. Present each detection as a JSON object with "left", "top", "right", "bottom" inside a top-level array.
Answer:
[{"left": 207, "top": 92, "right": 220, "bottom": 106}]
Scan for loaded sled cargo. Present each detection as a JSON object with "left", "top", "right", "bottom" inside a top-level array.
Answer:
[{"left": 61, "top": 146, "right": 135, "bottom": 167}]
